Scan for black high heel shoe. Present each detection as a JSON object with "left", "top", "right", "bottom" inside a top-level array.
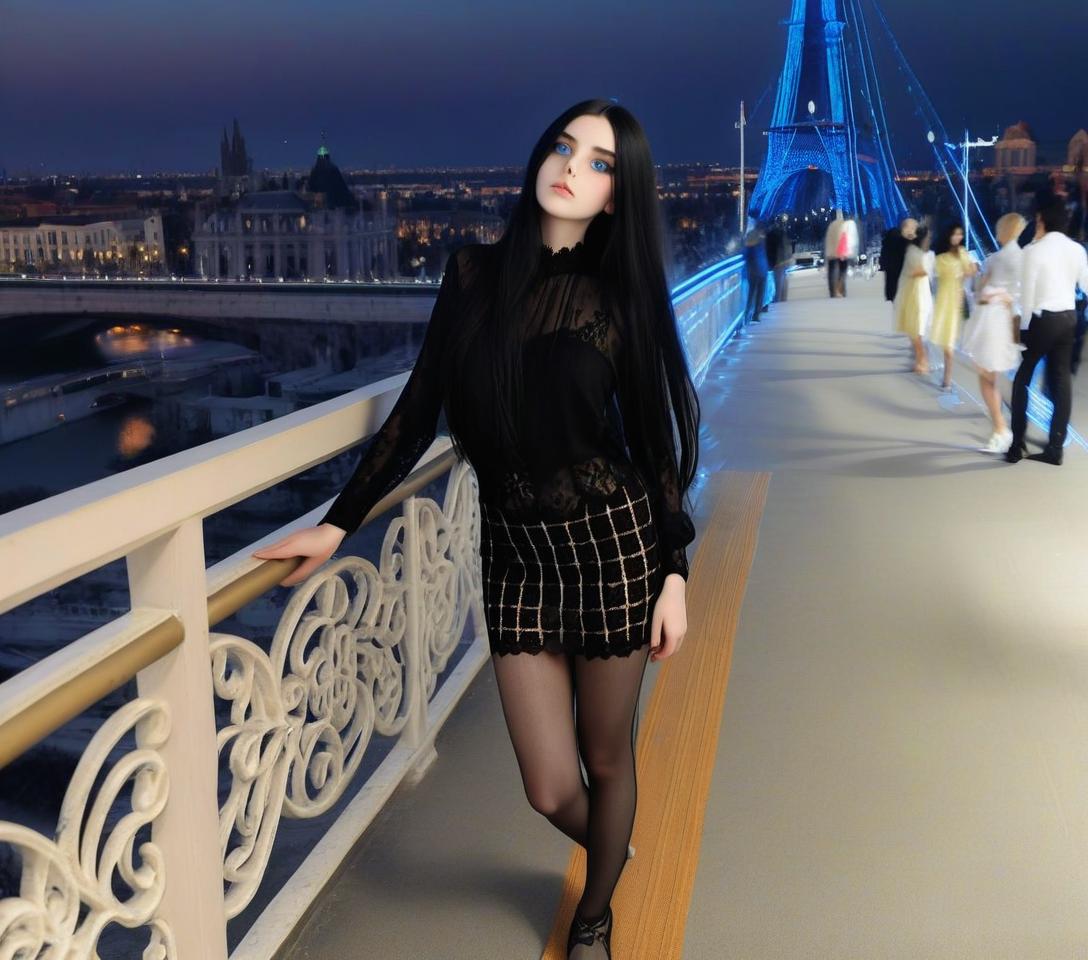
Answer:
[{"left": 567, "top": 905, "right": 613, "bottom": 958}]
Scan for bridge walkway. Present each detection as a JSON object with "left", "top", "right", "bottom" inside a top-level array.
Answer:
[{"left": 284, "top": 271, "right": 1088, "bottom": 959}]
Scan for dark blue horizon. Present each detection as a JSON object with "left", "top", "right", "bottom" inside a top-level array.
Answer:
[{"left": 1, "top": 0, "right": 1085, "bottom": 176}]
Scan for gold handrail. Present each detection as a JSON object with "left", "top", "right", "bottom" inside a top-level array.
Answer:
[
  {"left": 0, "top": 447, "right": 460, "bottom": 770},
  {"left": 0, "top": 615, "right": 183, "bottom": 769},
  {"left": 208, "top": 447, "right": 458, "bottom": 626}
]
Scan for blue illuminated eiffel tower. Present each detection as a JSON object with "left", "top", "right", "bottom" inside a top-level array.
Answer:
[{"left": 748, "top": 0, "right": 907, "bottom": 230}]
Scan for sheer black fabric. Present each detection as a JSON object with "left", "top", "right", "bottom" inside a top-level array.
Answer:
[
  {"left": 490, "top": 644, "right": 650, "bottom": 928},
  {"left": 319, "top": 240, "right": 696, "bottom": 579}
]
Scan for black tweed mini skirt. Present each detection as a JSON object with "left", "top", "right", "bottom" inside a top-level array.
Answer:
[{"left": 478, "top": 478, "right": 664, "bottom": 660}]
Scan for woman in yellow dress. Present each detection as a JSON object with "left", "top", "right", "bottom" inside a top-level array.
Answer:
[
  {"left": 895, "top": 225, "right": 934, "bottom": 374},
  {"left": 930, "top": 223, "right": 979, "bottom": 390}
]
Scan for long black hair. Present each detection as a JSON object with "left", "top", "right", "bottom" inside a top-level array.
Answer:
[
  {"left": 933, "top": 221, "right": 965, "bottom": 256},
  {"left": 442, "top": 98, "right": 700, "bottom": 510}
]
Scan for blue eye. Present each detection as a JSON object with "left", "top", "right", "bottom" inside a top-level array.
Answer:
[{"left": 554, "top": 141, "right": 613, "bottom": 173}]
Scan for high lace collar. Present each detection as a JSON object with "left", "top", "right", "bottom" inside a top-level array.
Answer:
[{"left": 539, "top": 239, "right": 597, "bottom": 277}]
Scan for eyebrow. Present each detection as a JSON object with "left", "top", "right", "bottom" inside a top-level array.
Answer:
[{"left": 559, "top": 130, "right": 616, "bottom": 160}]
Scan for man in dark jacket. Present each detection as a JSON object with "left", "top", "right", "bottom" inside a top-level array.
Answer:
[
  {"left": 880, "top": 217, "right": 917, "bottom": 303},
  {"left": 744, "top": 224, "right": 770, "bottom": 323},
  {"left": 765, "top": 217, "right": 795, "bottom": 302}
]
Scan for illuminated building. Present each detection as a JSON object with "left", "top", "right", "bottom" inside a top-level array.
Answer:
[
  {"left": 193, "top": 142, "right": 396, "bottom": 281},
  {"left": 994, "top": 122, "right": 1037, "bottom": 175},
  {"left": 0, "top": 214, "right": 164, "bottom": 274}
]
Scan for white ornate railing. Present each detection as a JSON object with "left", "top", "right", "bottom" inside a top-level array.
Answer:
[
  {"left": 0, "top": 370, "right": 487, "bottom": 960},
  {"left": 0, "top": 698, "right": 175, "bottom": 960},
  {"left": 0, "top": 254, "right": 763, "bottom": 959}
]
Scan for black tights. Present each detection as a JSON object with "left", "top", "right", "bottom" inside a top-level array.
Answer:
[{"left": 491, "top": 645, "right": 650, "bottom": 922}]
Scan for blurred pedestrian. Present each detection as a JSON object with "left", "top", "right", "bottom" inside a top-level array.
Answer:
[
  {"left": 895, "top": 224, "right": 934, "bottom": 374},
  {"left": 880, "top": 217, "right": 918, "bottom": 304},
  {"left": 824, "top": 210, "right": 858, "bottom": 297},
  {"left": 765, "top": 216, "right": 794, "bottom": 302},
  {"left": 931, "top": 223, "right": 979, "bottom": 390},
  {"left": 744, "top": 223, "right": 770, "bottom": 324},
  {"left": 961, "top": 213, "right": 1026, "bottom": 453},
  {"left": 1006, "top": 196, "right": 1088, "bottom": 465}
]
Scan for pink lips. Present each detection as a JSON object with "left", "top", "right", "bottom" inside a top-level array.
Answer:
[{"left": 552, "top": 182, "right": 574, "bottom": 197}]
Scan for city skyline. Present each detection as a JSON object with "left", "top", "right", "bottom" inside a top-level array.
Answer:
[{"left": 3, "top": 0, "right": 1086, "bottom": 176}]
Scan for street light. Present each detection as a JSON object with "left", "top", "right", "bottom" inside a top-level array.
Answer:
[
  {"left": 735, "top": 101, "right": 747, "bottom": 236},
  {"left": 931, "top": 129, "right": 998, "bottom": 253}
]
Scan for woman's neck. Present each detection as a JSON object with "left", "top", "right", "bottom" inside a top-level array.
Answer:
[{"left": 540, "top": 213, "right": 592, "bottom": 255}]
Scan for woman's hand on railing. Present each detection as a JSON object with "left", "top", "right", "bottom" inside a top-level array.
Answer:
[{"left": 251, "top": 523, "right": 347, "bottom": 587}]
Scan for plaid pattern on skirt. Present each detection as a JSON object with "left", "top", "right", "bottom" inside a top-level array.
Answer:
[{"left": 479, "top": 479, "right": 664, "bottom": 660}]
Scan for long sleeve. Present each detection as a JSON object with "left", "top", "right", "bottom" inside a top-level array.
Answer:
[
  {"left": 1020, "top": 242, "right": 1038, "bottom": 329},
  {"left": 319, "top": 250, "right": 460, "bottom": 535},
  {"left": 1076, "top": 244, "right": 1088, "bottom": 298},
  {"left": 614, "top": 322, "right": 697, "bottom": 581}
]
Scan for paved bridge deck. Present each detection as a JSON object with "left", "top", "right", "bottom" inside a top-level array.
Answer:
[{"left": 283, "top": 271, "right": 1088, "bottom": 959}]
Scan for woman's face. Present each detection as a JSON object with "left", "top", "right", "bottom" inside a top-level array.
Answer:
[
  {"left": 534, "top": 113, "right": 616, "bottom": 223},
  {"left": 950, "top": 227, "right": 964, "bottom": 248}
]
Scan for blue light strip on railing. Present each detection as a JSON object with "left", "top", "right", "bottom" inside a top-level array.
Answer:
[
  {"left": 676, "top": 277, "right": 743, "bottom": 343},
  {"left": 1023, "top": 381, "right": 1088, "bottom": 450},
  {"left": 670, "top": 254, "right": 745, "bottom": 301},
  {"left": 671, "top": 255, "right": 787, "bottom": 388}
]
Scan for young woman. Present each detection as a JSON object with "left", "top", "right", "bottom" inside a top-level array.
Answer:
[
  {"left": 253, "top": 99, "right": 700, "bottom": 958},
  {"left": 931, "top": 223, "right": 979, "bottom": 390},
  {"left": 895, "top": 224, "right": 935, "bottom": 374},
  {"left": 960, "top": 213, "right": 1026, "bottom": 453}
]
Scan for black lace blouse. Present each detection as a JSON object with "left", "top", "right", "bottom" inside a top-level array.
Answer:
[{"left": 319, "top": 240, "right": 697, "bottom": 580}]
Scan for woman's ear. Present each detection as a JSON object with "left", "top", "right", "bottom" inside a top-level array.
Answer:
[{"left": 605, "top": 200, "right": 614, "bottom": 215}]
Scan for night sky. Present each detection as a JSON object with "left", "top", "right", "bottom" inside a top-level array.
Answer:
[{"left": 2, "top": 0, "right": 1086, "bottom": 175}]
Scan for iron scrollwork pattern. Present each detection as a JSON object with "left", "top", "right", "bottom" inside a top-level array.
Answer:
[
  {"left": 0, "top": 699, "right": 176, "bottom": 959},
  {"left": 212, "top": 459, "right": 484, "bottom": 918}
]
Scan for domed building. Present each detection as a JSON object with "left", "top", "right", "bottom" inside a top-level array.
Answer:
[
  {"left": 995, "top": 122, "right": 1037, "bottom": 174},
  {"left": 304, "top": 145, "right": 356, "bottom": 210},
  {"left": 193, "top": 138, "right": 397, "bottom": 281}
]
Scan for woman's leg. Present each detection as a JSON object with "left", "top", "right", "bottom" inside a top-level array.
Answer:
[
  {"left": 910, "top": 336, "right": 928, "bottom": 373},
  {"left": 571, "top": 645, "right": 651, "bottom": 923},
  {"left": 491, "top": 650, "right": 588, "bottom": 846},
  {"left": 979, "top": 370, "right": 1006, "bottom": 431},
  {"left": 942, "top": 348, "right": 954, "bottom": 388}
]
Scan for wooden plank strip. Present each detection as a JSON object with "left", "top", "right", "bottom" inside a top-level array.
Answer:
[{"left": 541, "top": 470, "right": 770, "bottom": 959}]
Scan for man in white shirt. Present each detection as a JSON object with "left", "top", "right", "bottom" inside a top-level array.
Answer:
[{"left": 1006, "top": 197, "right": 1088, "bottom": 465}]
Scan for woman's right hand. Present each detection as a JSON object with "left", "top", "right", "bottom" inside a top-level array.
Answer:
[{"left": 251, "top": 523, "right": 348, "bottom": 587}]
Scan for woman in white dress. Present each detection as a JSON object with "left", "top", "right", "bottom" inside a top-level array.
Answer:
[
  {"left": 960, "top": 213, "right": 1026, "bottom": 453},
  {"left": 894, "top": 225, "right": 935, "bottom": 374}
]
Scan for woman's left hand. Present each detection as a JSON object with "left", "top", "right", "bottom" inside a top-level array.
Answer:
[{"left": 649, "top": 574, "right": 688, "bottom": 662}]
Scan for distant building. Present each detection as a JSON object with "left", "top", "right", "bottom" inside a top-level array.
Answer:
[
  {"left": 193, "top": 142, "right": 397, "bottom": 281},
  {"left": 995, "top": 122, "right": 1037, "bottom": 174},
  {"left": 1067, "top": 130, "right": 1088, "bottom": 172},
  {"left": 218, "top": 119, "right": 253, "bottom": 199},
  {"left": 0, "top": 214, "right": 164, "bottom": 275}
]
